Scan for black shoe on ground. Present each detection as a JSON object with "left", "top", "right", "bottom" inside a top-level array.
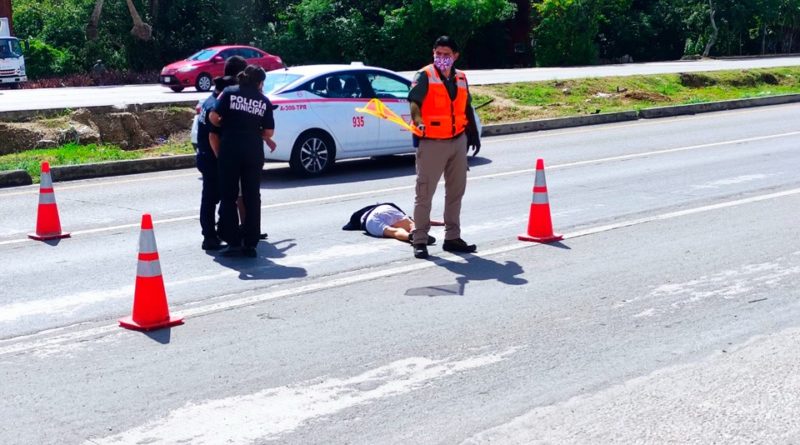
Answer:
[
  {"left": 202, "top": 237, "right": 224, "bottom": 251},
  {"left": 219, "top": 246, "right": 244, "bottom": 257},
  {"left": 406, "top": 235, "right": 436, "bottom": 245},
  {"left": 413, "top": 243, "right": 429, "bottom": 259},
  {"left": 259, "top": 233, "right": 269, "bottom": 240},
  {"left": 243, "top": 247, "right": 258, "bottom": 258},
  {"left": 442, "top": 238, "right": 477, "bottom": 253}
]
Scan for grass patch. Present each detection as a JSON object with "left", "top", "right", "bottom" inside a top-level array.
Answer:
[
  {"left": 0, "top": 140, "right": 194, "bottom": 182},
  {"left": 475, "top": 67, "right": 800, "bottom": 124}
]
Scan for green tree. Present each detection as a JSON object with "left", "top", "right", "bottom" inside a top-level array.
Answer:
[
  {"left": 378, "top": 0, "right": 516, "bottom": 69},
  {"left": 533, "top": 0, "right": 601, "bottom": 66}
]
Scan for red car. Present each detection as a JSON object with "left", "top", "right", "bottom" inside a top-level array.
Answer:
[{"left": 159, "top": 45, "right": 283, "bottom": 92}]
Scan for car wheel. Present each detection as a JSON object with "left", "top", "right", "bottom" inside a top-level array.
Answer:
[
  {"left": 195, "top": 73, "right": 212, "bottom": 92},
  {"left": 170, "top": 86, "right": 184, "bottom": 92},
  {"left": 290, "top": 130, "right": 335, "bottom": 176}
]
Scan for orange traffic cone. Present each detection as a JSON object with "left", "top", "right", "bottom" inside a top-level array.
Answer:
[
  {"left": 28, "top": 162, "right": 70, "bottom": 241},
  {"left": 518, "top": 159, "right": 563, "bottom": 243},
  {"left": 119, "top": 214, "right": 183, "bottom": 331}
]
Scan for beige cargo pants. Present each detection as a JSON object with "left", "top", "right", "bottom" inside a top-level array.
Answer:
[{"left": 411, "top": 132, "right": 468, "bottom": 245}]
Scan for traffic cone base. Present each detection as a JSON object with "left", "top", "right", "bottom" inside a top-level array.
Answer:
[
  {"left": 28, "top": 232, "right": 71, "bottom": 241},
  {"left": 518, "top": 233, "right": 563, "bottom": 243},
  {"left": 119, "top": 315, "right": 183, "bottom": 331}
]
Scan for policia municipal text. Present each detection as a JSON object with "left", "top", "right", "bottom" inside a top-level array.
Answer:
[{"left": 210, "top": 65, "right": 277, "bottom": 258}]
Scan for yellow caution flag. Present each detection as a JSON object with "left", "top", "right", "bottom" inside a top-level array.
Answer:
[{"left": 356, "top": 98, "right": 422, "bottom": 136}]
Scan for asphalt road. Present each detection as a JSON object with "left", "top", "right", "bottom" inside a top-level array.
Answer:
[
  {"left": 1, "top": 56, "right": 800, "bottom": 112},
  {"left": 1, "top": 104, "right": 799, "bottom": 444}
]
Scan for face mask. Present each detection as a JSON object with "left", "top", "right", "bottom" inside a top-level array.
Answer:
[{"left": 433, "top": 55, "right": 454, "bottom": 72}]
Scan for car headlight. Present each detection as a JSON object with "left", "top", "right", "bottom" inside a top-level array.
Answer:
[{"left": 177, "top": 66, "right": 196, "bottom": 73}]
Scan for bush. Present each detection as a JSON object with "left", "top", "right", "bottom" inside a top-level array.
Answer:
[
  {"left": 534, "top": 0, "right": 601, "bottom": 66},
  {"left": 23, "top": 38, "right": 81, "bottom": 79}
]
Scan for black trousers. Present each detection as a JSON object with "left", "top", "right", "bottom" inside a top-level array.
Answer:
[
  {"left": 197, "top": 152, "right": 220, "bottom": 240},
  {"left": 218, "top": 136, "right": 264, "bottom": 248}
]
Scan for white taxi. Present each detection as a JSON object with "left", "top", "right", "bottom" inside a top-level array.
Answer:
[{"left": 191, "top": 63, "right": 480, "bottom": 176}]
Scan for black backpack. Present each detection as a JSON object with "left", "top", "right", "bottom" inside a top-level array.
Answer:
[{"left": 342, "top": 202, "right": 405, "bottom": 231}]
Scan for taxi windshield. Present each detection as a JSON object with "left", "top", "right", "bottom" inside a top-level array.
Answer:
[
  {"left": 0, "top": 39, "right": 23, "bottom": 58},
  {"left": 262, "top": 72, "right": 302, "bottom": 94},
  {"left": 187, "top": 49, "right": 217, "bottom": 61}
]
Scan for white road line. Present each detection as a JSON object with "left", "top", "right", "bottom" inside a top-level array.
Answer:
[
  {"left": 2, "top": 130, "right": 797, "bottom": 247},
  {"left": 0, "top": 240, "right": 393, "bottom": 323},
  {"left": 474, "top": 131, "right": 800, "bottom": 181},
  {"left": 85, "top": 347, "right": 519, "bottom": 445},
  {"left": 1, "top": 186, "right": 798, "bottom": 357},
  {"left": 487, "top": 101, "right": 800, "bottom": 144},
  {"left": 0, "top": 171, "right": 199, "bottom": 197}
]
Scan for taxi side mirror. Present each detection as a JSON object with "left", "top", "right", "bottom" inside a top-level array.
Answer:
[{"left": 24, "top": 40, "right": 30, "bottom": 52}]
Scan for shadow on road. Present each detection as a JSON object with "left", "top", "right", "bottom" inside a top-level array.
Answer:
[
  {"left": 259, "top": 155, "right": 492, "bottom": 189},
  {"left": 405, "top": 253, "right": 527, "bottom": 297},
  {"left": 42, "top": 238, "right": 65, "bottom": 247},
  {"left": 544, "top": 240, "right": 571, "bottom": 250},
  {"left": 212, "top": 238, "right": 307, "bottom": 280},
  {"left": 143, "top": 327, "right": 173, "bottom": 344}
]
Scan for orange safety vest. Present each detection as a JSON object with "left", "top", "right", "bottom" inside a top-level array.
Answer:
[{"left": 418, "top": 64, "right": 469, "bottom": 139}]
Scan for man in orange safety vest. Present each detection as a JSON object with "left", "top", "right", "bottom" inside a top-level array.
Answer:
[{"left": 408, "top": 35, "right": 481, "bottom": 259}]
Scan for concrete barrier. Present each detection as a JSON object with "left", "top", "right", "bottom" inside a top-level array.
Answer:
[
  {"left": 638, "top": 93, "right": 800, "bottom": 119},
  {"left": 482, "top": 111, "right": 638, "bottom": 136},
  {"left": 0, "top": 170, "right": 33, "bottom": 188},
  {"left": 50, "top": 155, "right": 196, "bottom": 182}
]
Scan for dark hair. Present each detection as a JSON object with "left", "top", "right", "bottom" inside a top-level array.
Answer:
[
  {"left": 213, "top": 75, "right": 237, "bottom": 94},
  {"left": 224, "top": 55, "right": 247, "bottom": 77},
  {"left": 237, "top": 64, "right": 266, "bottom": 88},
  {"left": 433, "top": 35, "right": 459, "bottom": 53}
]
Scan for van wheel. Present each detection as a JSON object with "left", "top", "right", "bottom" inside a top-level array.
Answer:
[
  {"left": 195, "top": 73, "right": 212, "bottom": 92},
  {"left": 290, "top": 131, "right": 335, "bottom": 177}
]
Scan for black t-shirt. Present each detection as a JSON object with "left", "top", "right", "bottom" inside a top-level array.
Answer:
[{"left": 213, "top": 85, "right": 275, "bottom": 136}]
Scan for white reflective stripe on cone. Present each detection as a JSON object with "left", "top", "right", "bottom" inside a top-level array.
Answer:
[
  {"left": 40, "top": 173, "right": 53, "bottom": 188},
  {"left": 38, "top": 192, "right": 56, "bottom": 205},
  {"left": 137, "top": 259, "right": 162, "bottom": 278},
  {"left": 534, "top": 170, "right": 547, "bottom": 187},
  {"left": 139, "top": 229, "right": 158, "bottom": 254},
  {"left": 532, "top": 192, "right": 550, "bottom": 204}
]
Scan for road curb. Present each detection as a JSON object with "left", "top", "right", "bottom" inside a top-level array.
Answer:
[
  {"left": 2, "top": 93, "right": 799, "bottom": 188},
  {"left": 482, "top": 111, "right": 639, "bottom": 136},
  {"left": 636, "top": 93, "right": 800, "bottom": 119},
  {"left": 0, "top": 170, "right": 33, "bottom": 188},
  {"left": 48, "top": 154, "right": 196, "bottom": 182},
  {"left": 481, "top": 93, "right": 800, "bottom": 135}
]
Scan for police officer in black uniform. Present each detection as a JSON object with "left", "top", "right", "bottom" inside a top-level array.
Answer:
[
  {"left": 210, "top": 65, "right": 276, "bottom": 257},
  {"left": 197, "top": 56, "right": 247, "bottom": 250}
]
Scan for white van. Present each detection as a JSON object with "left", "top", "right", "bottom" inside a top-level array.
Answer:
[{"left": 0, "top": 17, "right": 27, "bottom": 88}]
